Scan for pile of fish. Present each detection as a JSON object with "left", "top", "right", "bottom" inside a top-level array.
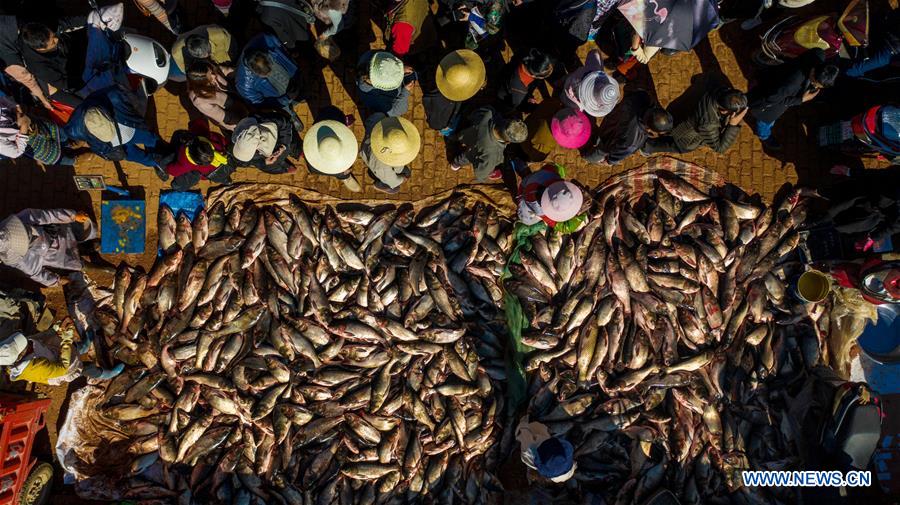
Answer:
[
  {"left": 86, "top": 193, "right": 514, "bottom": 504},
  {"left": 506, "top": 172, "right": 821, "bottom": 505}
]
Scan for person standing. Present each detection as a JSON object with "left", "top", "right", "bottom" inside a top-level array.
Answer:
[
  {"left": 384, "top": 0, "right": 439, "bottom": 58},
  {"left": 748, "top": 49, "right": 837, "bottom": 150},
  {"left": 0, "top": 209, "right": 97, "bottom": 287},
  {"left": 64, "top": 85, "right": 164, "bottom": 170},
  {"left": 304, "top": 118, "right": 361, "bottom": 191},
  {"left": 561, "top": 49, "right": 620, "bottom": 118},
  {"left": 235, "top": 33, "right": 304, "bottom": 129},
  {"left": 516, "top": 415, "right": 577, "bottom": 484},
  {"left": 644, "top": 87, "right": 747, "bottom": 155},
  {"left": 424, "top": 49, "right": 486, "bottom": 136},
  {"left": 231, "top": 111, "right": 302, "bottom": 175},
  {"left": 450, "top": 107, "right": 528, "bottom": 182},
  {"left": 582, "top": 90, "right": 672, "bottom": 165},
  {"left": 357, "top": 50, "right": 417, "bottom": 117},
  {"left": 255, "top": 0, "right": 317, "bottom": 50},
  {"left": 361, "top": 113, "right": 420, "bottom": 193},
  {"left": 7, "top": 3, "right": 126, "bottom": 108},
  {"left": 550, "top": 107, "right": 592, "bottom": 152},
  {"left": 169, "top": 25, "right": 235, "bottom": 79},
  {"left": 186, "top": 61, "right": 249, "bottom": 133},
  {"left": 312, "top": 0, "right": 355, "bottom": 61},
  {"left": 516, "top": 163, "right": 586, "bottom": 233},
  {"left": 497, "top": 48, "right": 554, "bottom": 112}
]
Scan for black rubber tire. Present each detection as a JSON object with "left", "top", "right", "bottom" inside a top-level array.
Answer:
[{"left": 18, "top": 462, "right": 53, "bottom": 505}]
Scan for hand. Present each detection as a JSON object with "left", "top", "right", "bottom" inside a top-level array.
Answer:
[
  {"left": 39, "top": 98, "right": 53, "bottom": 110},
  {"left": 265, "top": 145, "right": 286, "bottom": 165},
  {"left": 73, "top": 212, "right": 91, "bottom": 223},
  {"left": 456, "top": 5, "right": 470, "bottom": 21},
  {"left": 802, "top": 88, "right": 820, "bottom": 103},
  {"left": 631, "top": 33, "right": 643, "bottom": 51},
  {"left": 728, "top": 108, "right": 748, "bottom": 126},
  {"left": 405, "top": 80, "right": 415, "bottom": 91},
  {"left": 16, "top": 113, "right": 31, "bottom": 134}
]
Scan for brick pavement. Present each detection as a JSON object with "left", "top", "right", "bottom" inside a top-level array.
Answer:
[{"left": 0, "top": 0, "right": 892, "bottom": 263}]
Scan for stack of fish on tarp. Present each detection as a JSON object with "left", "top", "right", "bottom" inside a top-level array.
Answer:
[
  {"left": 79, "top": 192, "right": 514, "bottom": 503},
  {"left": 506, "top": 168, "right": 825, "bottom": 505}
]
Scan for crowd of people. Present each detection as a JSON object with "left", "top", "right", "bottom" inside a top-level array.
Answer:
[
  {"left": 0, "top": 0, "right": 896, "bottom": 485},
  {"left": 0, "top": 1, "right": 895, "bottom": 202}
]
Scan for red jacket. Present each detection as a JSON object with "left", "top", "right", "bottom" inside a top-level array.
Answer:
[{"left": 165, "top": 120, "right": 230, "bottom": 179}]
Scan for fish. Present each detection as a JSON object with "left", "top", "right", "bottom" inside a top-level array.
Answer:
[{"left": 158, "top": 205, "right": 177, "bottom": 252}]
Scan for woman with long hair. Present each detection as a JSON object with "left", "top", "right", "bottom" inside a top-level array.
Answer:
[{"left": 186, "top": 60, "right": 249, "bottom": 132}]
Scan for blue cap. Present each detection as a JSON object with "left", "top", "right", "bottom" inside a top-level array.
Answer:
[{"left": 533, "top": 437, "right": 575, "bottom": 480}]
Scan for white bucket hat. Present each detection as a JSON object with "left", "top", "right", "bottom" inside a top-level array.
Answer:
[
  {"left": 0, "top": 215, "right": 29, "bottom": 264},
  {"left": 232, "top": 118, "right": 279, "bottom": 163},
  {"left": 369, "top": 51, "right": 404, "bottom": 91},
  {"left": 370, "top": 116, "right": 421, "bottom": 166},
  {"left": 304, "top": 120, "right": 359, "bottom": 174},
  {"left": 0, "top": 332, "right": 27, "bottom": 366}
]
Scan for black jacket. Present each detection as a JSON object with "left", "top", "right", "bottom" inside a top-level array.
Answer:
[
  {"left": 256, "top": 0, "right": 316, "bottom": 48},
  {"left": 584, "top": 91, "right": 653, "bottom": 165},
  {"left": 749, "top": 49, "right": 825, "bottom": 124}
]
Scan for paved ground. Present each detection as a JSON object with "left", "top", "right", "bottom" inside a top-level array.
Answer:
[{"left": 0, "top": 0, "right": 895, "bottom": 502}]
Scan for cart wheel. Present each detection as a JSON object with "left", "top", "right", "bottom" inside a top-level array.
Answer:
[{"left": 18, "top": 463, "right": 53, "bottom": 505}]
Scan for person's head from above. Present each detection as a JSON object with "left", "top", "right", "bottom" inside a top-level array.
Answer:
[
  {"left": 642, "top": 106, "right": 673, "bottom": 138},
  {"left": 186, "top": 61, "right": 219, "bottom": 96},
  {"left": 541, "top": 179, "right": 583, "bottom": 223},
  {"left": 20, "top": 22, "right": 58, "bottom": 53},
  {"left": 579, "top": 71, "right": 620, "bottom": 118},
  {"left": 185, "top": 34, "right": 213, "bottom": 61},
  {"left": 497, "top": 119, "right": 528, "bottom": 144},
  {"left": 810, "top": 63, "right": 839, "bottom": 90},
  {"left": 533, "top": 436, "right": 576, "bottom": 483},
  {"left": 187, "top": 137, "right": 215, "bottom": 166},
  {"left": 522, "top": 48, "right": 553, "bottom": 80},
  {"left": 364, "top": 51, "right": 404, "bottom": 91},
  {"left": 436, "top": 49, "right": 486, "bottom": 102},
  {"left": 716, "top": 88, "right": 747, "bottom": 116},
  {"left": 246, "top": 50, "right": 272, "bottom": 77},
  {"left": 0, "top": 332, "right": 28, "bottom": 367}
]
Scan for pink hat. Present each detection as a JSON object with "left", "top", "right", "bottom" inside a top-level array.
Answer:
[
  {"left": 541, "top": 181, "right": 583, "bottom": 222},
  {"left": 551, "top": 108, "right": 592, "bottom": 149}
]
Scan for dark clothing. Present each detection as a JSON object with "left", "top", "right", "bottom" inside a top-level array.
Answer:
[
  {"left": 552, "top": 0, "right": 618, "bottom": 43},
  {"left": 256, "top": 0, "right": 316, "bottom": 48},
  {"left": 356, "top": 50, "right": 416, "bottom": 117},
  {"left": 583, "top": 91, "right": 653, "bottom": 165},
  {"left": 453, "top": 106, "right": 508, "bottom": 181},
  {"left": 422, "top": 85, "right": 462, "bottom": 132},
  {"left": 244, "top": 110, "right": 301, "bottom": 174},
  {"left": 497, "top": 62, "right": 544, "bottom": 111},
  {"left": 648, "top": 89, "right": 740, "bottom": 154},
  {"left": 235, "top": 33, "right": 303, "bottom": 109},
  {"left": 0, "top": 15, "right": 86, "bottom": 70},
  {"left": 821, "top": 195, "right": 900, "bottom": 245},
  {"left": 64, "top": 86, "right": 161, "bottom": 167},
  {"left": 748, "top": 49, "right": 825, "bottom": 124}
]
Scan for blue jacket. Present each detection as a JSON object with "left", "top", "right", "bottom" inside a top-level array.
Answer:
[
  {"left": 235, "top": 33, "right": 299, "bottom": 108},
  {"left": 64, "top": 86, "right": 149, "bottom": 158}
]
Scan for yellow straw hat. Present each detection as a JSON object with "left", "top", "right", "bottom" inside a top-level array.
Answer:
[
  {"left": 436, "top": 49, "right": 486, "bottom": 102},
  {"left": 370, "top": 116, "right": 421, "bottom": 166},
  {"left": 303, "top": 120, "right": 359, "bottom": 174}
]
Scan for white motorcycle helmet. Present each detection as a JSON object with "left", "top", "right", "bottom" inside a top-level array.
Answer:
[{"left": 122, "top": 33, "right": 170, "bottom": 93}]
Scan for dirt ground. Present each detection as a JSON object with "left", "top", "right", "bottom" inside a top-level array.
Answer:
[{"left": 0, "top": 0, "right": 896, "bottom": 502}]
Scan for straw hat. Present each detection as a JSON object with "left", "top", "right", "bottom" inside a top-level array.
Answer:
[
  {"left": 83, "top": 107, "right": 116, "bottom": 143},
  {"left": 369, "top": 51, "right": 404, "bottom": 91},
  {"left": 304, "top": 120, "right": 359, "bottom": 174},
  {"left": 0, "top": 215, "right": 28, "bottom": 265},
  {"left": 551, "top": 108, "right": 592, "bottom": 149},
  {"left": 370, "top": 116, "right": 421, "bottom": 166},
  {"left": 436, "top": 49, "right": 486, "bottom": 102},
  {"left": 541, "top": 181, "right": 583, "bottom": 222}
]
